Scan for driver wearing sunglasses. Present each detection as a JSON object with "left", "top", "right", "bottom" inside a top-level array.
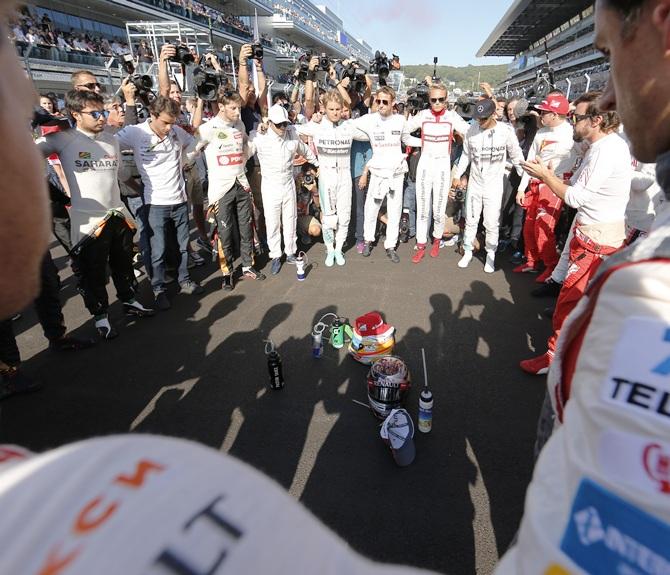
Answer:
[{"left": 405, "top": 83, "right": 470, "bottom": 263}]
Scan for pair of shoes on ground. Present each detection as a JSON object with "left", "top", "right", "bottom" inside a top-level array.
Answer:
[
  {"left": 457, "top": 250, "right": 496, "bottom": 273},
  {"left": 153, "top": 281, "right": 203, "bottom": 311},
  {"left": 359, "top": 243, "right": 399, "bottom": 263},
  {"left": 270, "top": 254, "right": 298, "bottom": 275},
  {"left": 325, "top": 251, "right": 345, "bottom": 267},
  {"left": 222, "top": 267, "right": 266, "bottom": 291},
  {"left": 95, "top": 300, "right": 157, "bottom": 339},
  {"left": 412, "top": 239, "right": 442, "bottom": 263}
]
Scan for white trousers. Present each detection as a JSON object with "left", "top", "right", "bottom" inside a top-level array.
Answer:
[
  {"left": 415, "top": 157, "right": 450, "bottom": 244},
  {"left": 319, "top": 168, "right": 352, "bottom": 253},
  {"left": 363, "top": 173, "right": 404, "bottom": 250},
  {"left": 463, "top": 182, "right": 503, "bottom": 253},
  {"left": 261, "top": 178, "right": 297, "bottom": 259}
]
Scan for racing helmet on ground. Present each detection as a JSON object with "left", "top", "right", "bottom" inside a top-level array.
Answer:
[
  {"left": 348, "top": 311, "right": 395, "bottom": 365},
  {"left": 366, "top": 356, "right": 411, "bottom": 419}
]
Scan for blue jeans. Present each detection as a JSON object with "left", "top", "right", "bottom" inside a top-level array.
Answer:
[
  {"left": 147, "top": 202, "right": 190, "bottom": 293},
  {"left": 353, "top": 176, "right": 367, "bottom": 242},
  {"left": 124, "top": 195, "right": 152, "bottom": 278}
]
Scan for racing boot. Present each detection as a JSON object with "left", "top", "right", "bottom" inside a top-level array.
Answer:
[
  {"left": 430, "top": 238, "right": 441, "bottom": 258},
  {"left": 412, "top": 244, "right": 426, "bottom": 264},
  {"left": 123, "top": 299, "right": 156, "bottom": 318},
  {"left": 484, "top": 251, "right": 496, "bottom": 274},
  {"left": 95, "top": 315, "right": 119, "bottom": 340},
  {"left": 457, "top": 250, "right": 473, "bottom": 269}
]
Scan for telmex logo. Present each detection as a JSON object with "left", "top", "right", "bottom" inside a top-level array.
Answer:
[{"left": 572, "top": 507, "right": 670, "bottom": 574}]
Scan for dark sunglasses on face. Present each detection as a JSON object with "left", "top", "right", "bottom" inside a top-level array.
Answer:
[
  {"left": 375, "top": 98, "right": 390, "bottom": 105},
  {"left": 80, "top": 110, "right": 110, "bottom": 120},
  {"left": 274, "top": 121, "right": 289, "bottom": 128},
  {"left": 569, "top": 113, "right": 594, "bottom": 126},
  {"left": 77, "top": 82, "right": 101, "bottom": 90},
  {"left": 430, "top": 97, "right": 446, "bottom": 103}
]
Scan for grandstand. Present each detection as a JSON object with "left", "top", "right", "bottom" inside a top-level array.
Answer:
[
  {"left": 12, "top": 0, "right": 373, "bottom": 95},
  {"left": 478, "top": 1, "right": 609, "bottom": 100}
]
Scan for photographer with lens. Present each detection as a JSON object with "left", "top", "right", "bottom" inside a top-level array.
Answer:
[
  {"left": 193, "top": 89, "right": 265, "bottom": 291},
  {"left": 405, "top": 83, "right": 470, "bottom": 263},
  {"left": 453, "top": 98, "right": 525, "bottom": 273}
]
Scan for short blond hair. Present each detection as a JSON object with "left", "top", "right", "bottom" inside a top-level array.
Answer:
[
  {"left": 376, "top": 86, "right": 395, "bottom": 101},
  {"left": 322, "top": 90, "right": 344, "bottom": 107},
  {"left": 429, "top": 83, "right": 448, "bottom": 94}
]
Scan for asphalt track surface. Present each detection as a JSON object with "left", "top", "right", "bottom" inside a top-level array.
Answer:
[{"left": 1, "top": 235, "right": 553, "bottom": 575}]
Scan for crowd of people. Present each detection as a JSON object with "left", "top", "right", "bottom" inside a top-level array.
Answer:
[
  {"left": 1, "top": 0, "right": 669, "bottom": 573},
  {"left": 272, "top": 0, "right": 339, "bottom": 45}
]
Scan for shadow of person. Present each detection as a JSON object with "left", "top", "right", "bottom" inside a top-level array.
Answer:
[
  {"left": 227, "top": 305, "right": 355, "bottom": 493},
  {"left": 299, "top": 296, "right": 478, "bottom": 575},
  {"left": 455, "top": 281, "right": 546, "bottom": 559}
]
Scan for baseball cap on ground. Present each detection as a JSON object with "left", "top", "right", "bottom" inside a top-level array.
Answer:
[
  {"left": 0, "top": 435, "right": 437, "bottom": 574},
  {"left": 355, "top": 312, "right": 393, "bottom": 340},
  {"left": 380, "top": 409, "right": 416, "bottom": 466},
  {"left": 268, "top": 103, "right": 289, "bottom": 124},
  {"left": 472, "top": 98, "right": 496, "bottom": 120},
  {"left": 536, "top": 94, "right": 569, "bottom": 115}
]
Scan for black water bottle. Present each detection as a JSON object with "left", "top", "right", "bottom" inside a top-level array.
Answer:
[{"left": 267, "top": 350, "right": 284, "bottom": 390}]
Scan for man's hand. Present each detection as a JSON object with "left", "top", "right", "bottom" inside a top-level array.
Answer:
[
  {"left": 339, "top": 76, "right": 351, "bottom": 89},
  {"left": 308, "top": 55, "right": 319, "bottom": 72},
  {"left": 121, "top": 77, "right": 136, "bottom": 105},
  {"left": 359, "top": 171, "right": 369, "bottom": 189},
  {"left": 522, "top": 157, "right": 553, "bottom": 182},
  {"left": 239, "top": 44, "right": 253, "bottom": 61},
  {"left": 205, "top": 53, "right": 221, "bottom": 71},
  {"left": 516, "top": 190, "right": 526, "bottom": 206},
  {"left": 479, "top": 82, "right": 494, "bottom": 97},
  {"left": 365, "top": 74, "right": 373, "bottom": 88},
  {"left": 451, "top": 178, "right": 461, "bottom": 190},
  {"left": 160, "top": 44, "right": 176, "bottom": 63},
  {"left": 424, "top": 76, "right": 433, "bottom": 86}
]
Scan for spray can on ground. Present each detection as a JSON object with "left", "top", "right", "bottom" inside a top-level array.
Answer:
[
  {"left": 312, "top": 331, "right": 323, "bottom": 358},
  {"left": 330, "top": 317, "right": 344, "bottom": 349},
  {"left": 418, "top": 348, "right": 433, "bottom": 433},
  {"left": 265, "top": 340, "right": 284, "bottom": 390}
]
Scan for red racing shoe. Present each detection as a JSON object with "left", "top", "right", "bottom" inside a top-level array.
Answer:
[
  {"left": 412, "top": 244, "right": 426, "bottom": 264},
  {"left": 430, "top": 238, "right": 441, "bottom": 258},
  {"left": 520, "top": 351, "right": 554, "bottom": 375},
  {"left": 513, "top": 262, "right": 538, "bottom": 273},
  {"left": 535, "top": 268, "right": 554, "bottom": 283}
]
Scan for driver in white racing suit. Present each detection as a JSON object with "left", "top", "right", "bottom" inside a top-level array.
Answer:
[
  {"left": 453, "top": 98, "right": 524, "bottom": 273},
  {"left": 405, "top": 83, "right": 469, "bottom": 262},
  {"left": 297, "top": 90, "right": 366, "bottom": 267}
]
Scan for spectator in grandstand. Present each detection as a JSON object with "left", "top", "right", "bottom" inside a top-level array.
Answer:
[{"left": 519, "top": 92, "right": 630, "bottom": 375}]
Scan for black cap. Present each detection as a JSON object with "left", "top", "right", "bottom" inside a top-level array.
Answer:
[{"left": 472, "top": 98, "right": 496, "bottom": 120}]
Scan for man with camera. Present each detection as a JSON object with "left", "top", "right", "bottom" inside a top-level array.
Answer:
[
  {"left": 514, "top": 94, "right": 576, "bottom": 283},
  {"left": 452, "top": 98, "right": 525, "bottom": 273},
  {"left": 116, "top": 96, "right": 204, "bottom": 311},
  {"left": 36, "top": 90, "right": 155, "bottom": 339},
  {"left": 405, "top": 83, "right": 470, "bottom": 263},
  {"left": 519, "top": 91, "right": 631, "bottom": 375},
  {"left": 194, "top": 89, "right": 265, "bottom": 290},
  {"left": 350, "top": 86, "right": 421, "bottom": 263}
]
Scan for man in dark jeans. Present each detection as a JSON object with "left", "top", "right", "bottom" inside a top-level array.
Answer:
[
  {"left": 117, "top": 96, "right": 204, "bottom": 310},
  {"left": 0, "top": 253, "right": 94, "bottom": 400}
]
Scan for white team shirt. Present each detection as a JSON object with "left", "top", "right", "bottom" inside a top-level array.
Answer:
[
  {"left": 627, "top": 158, "right": 665, "bottom": 234},
  {"left": 565, "top": 132, "right": 632, "bottom": 226},
  {"left": 195, "top": 116, "right": 251, "bottom": 205},
  {"left": 116, "top": 119, "right": 195, "bottom": 206},
  {"left": 519, "top": 120, "right": 577, "bottom": 192},
  {"left": 405, "top": 108, "right": 469, "bottom": 161},
  {"left": 36, "top": 128, "right": 126, "bottom": 243},
  {"left": 453, "top": 121, "right": 524, "bottom": 191},
  {"left": 248, "top": 125, "right": 318, "bottom": 186}
]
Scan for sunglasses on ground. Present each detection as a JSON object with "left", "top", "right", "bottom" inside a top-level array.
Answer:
[
  {"left": 375, "top": 98, "right": 390, "bottom": 105},
  {"left": 77, "top": 82, "right": 102, "bottom": 90},
  {"left": 80, "top": 110, "right": 111, "bottom": 120},
  {"left": 430, "top": 97, "right": 446, "bottom": 103}
]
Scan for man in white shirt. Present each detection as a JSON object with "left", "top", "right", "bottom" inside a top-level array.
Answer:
[
  {"left": 116, "top": 96, "right": 204, "bottom": 311},
  {"left": 515, "top": 94, "right": 577, "bottom": 283},
  {"left": 452, "top": 98, "right": 525, "bottom": 273},
  {"left": 405, "top": 83, "right": 470, "bottom": 262},
  {"left": 248, "top": 104, "right": 318, "bottom": 275},
  {"left": 194, "top": 90, "right": 265, "bottom": 290},
  {"left": 36, "top": 91, "right": 154, "bottom": 339},
  {"left": 520, "top": 91, "right": 631, "bottom": 374},
  {"left": 349, "top": 86, "right": 420, "bottom": 263}
]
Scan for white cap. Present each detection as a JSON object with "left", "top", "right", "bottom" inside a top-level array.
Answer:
[{"left": 268, "top": 103, "right": 289, "bottom": 125}]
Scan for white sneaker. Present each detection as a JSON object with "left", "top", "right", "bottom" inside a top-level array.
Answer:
[
  {"left": 484, "top": 251, "right": 495, "bottom": 273},
  {"left": 458, "top": 250, "right": 473, "bottom": 268},
  {"left": 442, "top": 236, "right": 458, "bottom": 247}
]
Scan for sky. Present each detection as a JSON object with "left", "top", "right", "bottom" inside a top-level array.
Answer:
[{"left": 319, "top": 0, "right": 514, "bottom": 67}]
